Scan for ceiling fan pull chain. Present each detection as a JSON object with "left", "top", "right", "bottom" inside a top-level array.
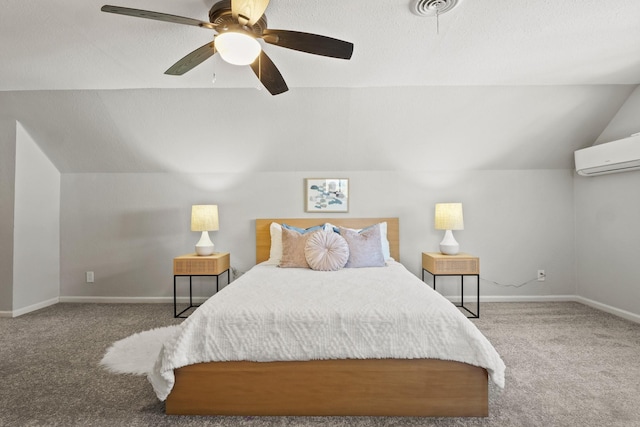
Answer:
[{"left": 436, "top": 9, "right": 440, "bottom": 35}]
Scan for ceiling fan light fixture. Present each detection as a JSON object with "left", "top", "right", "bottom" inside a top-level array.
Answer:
[
  {"left": 214, "top": 31, "right": 261, "bottom": 66},
  {"left": 101, "top": 1, "right": 353, "bottom": 95}
]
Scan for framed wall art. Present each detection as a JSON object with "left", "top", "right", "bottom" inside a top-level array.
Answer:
[{"left": 305, "top": 178, "right": 349, "bottom": 213}]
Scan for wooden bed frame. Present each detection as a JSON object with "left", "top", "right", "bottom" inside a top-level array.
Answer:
[{"left": 166, "top": 218, "right": 489, "bottom": 417}]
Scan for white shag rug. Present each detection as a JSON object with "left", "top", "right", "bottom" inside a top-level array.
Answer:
[{"left": 100, "top": 325, "right": 180, "bottom": 375}]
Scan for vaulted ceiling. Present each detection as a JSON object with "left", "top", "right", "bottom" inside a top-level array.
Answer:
[{"left": 2, "top": 0, "right": 639, "bottom": 173}]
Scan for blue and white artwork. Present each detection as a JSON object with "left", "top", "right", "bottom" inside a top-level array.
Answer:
[{"left": 305, "top": 178, "right": 349, "bottom": 212}]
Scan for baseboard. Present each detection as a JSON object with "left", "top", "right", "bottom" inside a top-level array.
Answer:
[
  {"left": 54, "top": 295, "right": 639, "bottom": 325},
  {"left": 445, "top": 294, "right": 639, "bottom": 324},
  {"left": 575, "top": 296, "right": 640, "bottom": 324},
  {"left": 480, "top": 295, "right": 577, "bottom": 303},
  {"left": 441, "top": 294, "right": 576, "bottom": 304},
  {"left": 66, "top": 295, "right": 575, "bottom": 305},
  {"left": 0, "top": 297, "right": 60, "bottom": 318},
  {"left": 59, "top": 296, "right": 209, "bottom": 304}
]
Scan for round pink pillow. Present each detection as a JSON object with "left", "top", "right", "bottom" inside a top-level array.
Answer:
[{"left": 304, "top": 230, "right": 349, "bottom": 271}]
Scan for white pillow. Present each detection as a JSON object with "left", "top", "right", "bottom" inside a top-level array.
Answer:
[
  {"left": 304, "top": 230, "right": 349, "bottom": 271},
  {"left": 267, "top": 222, "right": 283, "bottom": 264},
  {"left": 324, "top": 222, "right": 391, "bottom": 260}
]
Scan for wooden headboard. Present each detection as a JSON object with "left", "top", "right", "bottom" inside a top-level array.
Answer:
[{"left": 255, "top": 218, "right": 400, "bottom": 264}]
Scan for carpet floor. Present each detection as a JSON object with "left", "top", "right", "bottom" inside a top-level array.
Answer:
[{"left": 0, "top": 302, "right": 639, "bottom": 426}]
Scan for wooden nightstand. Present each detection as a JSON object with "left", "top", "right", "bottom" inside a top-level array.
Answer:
[
  {"left": 173, "top": 252, "right": 230, "bottom": 318},
  {"left": 422, "top": 252, "right": 480, "bottom": 318}
]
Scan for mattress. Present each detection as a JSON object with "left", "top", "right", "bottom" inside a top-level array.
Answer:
[{"left": 149, "top": 260, "right": 505, "bottom": 400}]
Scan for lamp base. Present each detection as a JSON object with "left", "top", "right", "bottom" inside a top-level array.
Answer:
[
  {"left": 195, "top": 231, "right": 215, "bottom": 256},
  {"left": 439, "top": 230, "right": 459, "bottom": 255}
]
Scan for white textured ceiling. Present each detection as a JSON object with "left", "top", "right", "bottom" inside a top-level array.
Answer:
[
  {"left": 2, "top": 0, "right": 640, "bottom": 90},
  {"left": 1, "top": 1, "right": 639, "bottom": 174}
]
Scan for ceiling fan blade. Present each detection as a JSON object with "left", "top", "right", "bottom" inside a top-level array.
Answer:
[
  {"left": 101, "top": 5, "right": 216, "bottom": 30},
  {"left": 165, "top": 42, "right": 217, "bottom": 75},
  {"left": 250, "top": 51, "right": 288, "bottom": 96},
  {"left": 262, "top": 29, "right": 353, "bottom": 60},
  {"left": 231, "top": 0, "right": 270, "bottom": 26}
]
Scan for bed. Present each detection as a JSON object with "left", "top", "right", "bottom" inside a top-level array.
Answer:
[{"left": 157, "top": 218, "right": 504, "bottom": 417}]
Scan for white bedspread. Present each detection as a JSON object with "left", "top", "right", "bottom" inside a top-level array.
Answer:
[{"left": 148, "top": 261, "right": 505, "bottom": 400}]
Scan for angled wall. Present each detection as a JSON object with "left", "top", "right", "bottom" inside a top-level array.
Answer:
[
  {"left": 0, "top": 118, "right": 61, "bottom": 317},
  {"left": 574, "top": 85, "right": 640, "bottom": 321},
  {"left": 0, "top": 119, "right": 16, "bottom": 314},
  {"left": 12, "top": 123, "right": 60, "bottom": 314}
]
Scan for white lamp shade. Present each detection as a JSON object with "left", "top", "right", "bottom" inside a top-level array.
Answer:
[
  {"left": 434, "top": 203, "right": 464, "bottom": 231},
  {"left": 214, "top": 32, "right": 261, "bottom": 66},
  {"left": 191, "top": 205, "right": 219, "bottom": 231},
  {"left": 191, "top": 205, "right": 219, "bottom": 256}
]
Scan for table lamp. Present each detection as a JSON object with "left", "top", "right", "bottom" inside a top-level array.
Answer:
[
  {"left": 191, "top": 205, "right": 219, "bottom": 256},
  {"left": 434, "top": 203, "right": 464, "bottom": 255}
]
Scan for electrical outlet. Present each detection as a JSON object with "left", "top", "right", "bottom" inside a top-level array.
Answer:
[
  {"left": 86, "top": 271, "right": 94, "bottom": 283},
  {"left": 537, "top": 270, "right": 545, "bottom": 282}
]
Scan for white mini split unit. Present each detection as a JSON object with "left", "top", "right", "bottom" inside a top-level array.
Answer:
[{"left": 574, "top": 133, "right": 640, "bottom": 176}]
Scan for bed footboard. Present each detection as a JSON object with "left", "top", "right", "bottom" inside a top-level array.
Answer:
[{"left": 165, "top": 358, "right": 488, "bottom": 417}]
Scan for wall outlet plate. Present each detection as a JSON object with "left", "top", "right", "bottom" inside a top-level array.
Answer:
[{"left": 86, "top": 271, "right": 94, "bottom": 283}]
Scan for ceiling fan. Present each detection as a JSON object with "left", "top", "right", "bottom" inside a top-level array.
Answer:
[{"left": 101, "top": 0, "right": 354, "bottom": 95}]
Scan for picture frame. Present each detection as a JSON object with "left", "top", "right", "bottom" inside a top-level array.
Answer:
[{"left": 305, "top": 178, "right": 349, "bottom": 213}]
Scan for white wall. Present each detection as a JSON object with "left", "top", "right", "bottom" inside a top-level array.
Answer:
[
  {"left": 3, "top": 85, "right": 632, "bottom": 173},
  {"left": 574, "top": 172, "right": 640, "bottom": 315},
  {"left": 12, "top": 123, "right": 60, "bottom": 312},
  {"left": 575, "top": 86, "right": 640, "bottom": 319},
  {"left": 593, "top": 86, "right": 640, "bottom": 146},
  {"left": 0, "top": 119, "right": 16, "bottom": 314},
  {"left": 5, "top": 85, "right": 637, "bottom": 317},
  {"left": 60, "top": 169, "right": 575, "bottom": 301}
]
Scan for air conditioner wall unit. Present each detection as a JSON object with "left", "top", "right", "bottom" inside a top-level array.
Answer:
[{"left": 574, "top": 134, "right": 640, "bottom": 176}]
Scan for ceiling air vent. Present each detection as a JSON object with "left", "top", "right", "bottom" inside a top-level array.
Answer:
[{"left": 410, "top": 0, "right": 463, "bottom": 17}]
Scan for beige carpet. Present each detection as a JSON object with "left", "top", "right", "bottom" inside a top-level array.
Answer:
[{"left": 0, "top": 302, "right": 639, "bottom": 426}]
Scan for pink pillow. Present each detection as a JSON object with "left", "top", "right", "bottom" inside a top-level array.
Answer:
[
  {"left": 304, "top": 230, "right": 349, "bottom": 271},
  {"left": 278, "top": 227, "right": 317, "bottom": 268}
]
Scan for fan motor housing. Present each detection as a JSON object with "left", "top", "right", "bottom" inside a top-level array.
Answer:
[{"left": 209, "top": 0, "right": 267, "bottom": 35}]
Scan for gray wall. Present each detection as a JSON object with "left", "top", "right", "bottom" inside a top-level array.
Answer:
[
  {"left": 3, "top": 84, "right": 639, "bottom": 319},
  {"left": 575, "top": 173, "right": 640, "bottom": 315},
  {"left": 60, "top": 169, "right": 575, "bottom": 301},
  {"left": 0, "top": 119, "right": 16, "bottom": 313},
  {"left": 575, "top": 86, "right": 640, "bottom": 318},
  {"left": 3, "top": 85, "right": 633, "bottom": 174},
  {"left": 13, "top": 123, "right": 60, "bottom": 311}
]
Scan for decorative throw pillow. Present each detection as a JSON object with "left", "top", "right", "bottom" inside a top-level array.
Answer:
[
  {"left": 325, "top": 222, "right": 391, "bottom": 260},
  {"left": 339, "top": 225, "right": 386, "bottom": 268},
  {"left": 304, "top": 230, "right": 349, "bottom": 271},
  {"left": 279, "top": 227, "right": 318, "bottom": 268},
  {"left": 282, "top": 223, "right": 324, "bottom": 234}
]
